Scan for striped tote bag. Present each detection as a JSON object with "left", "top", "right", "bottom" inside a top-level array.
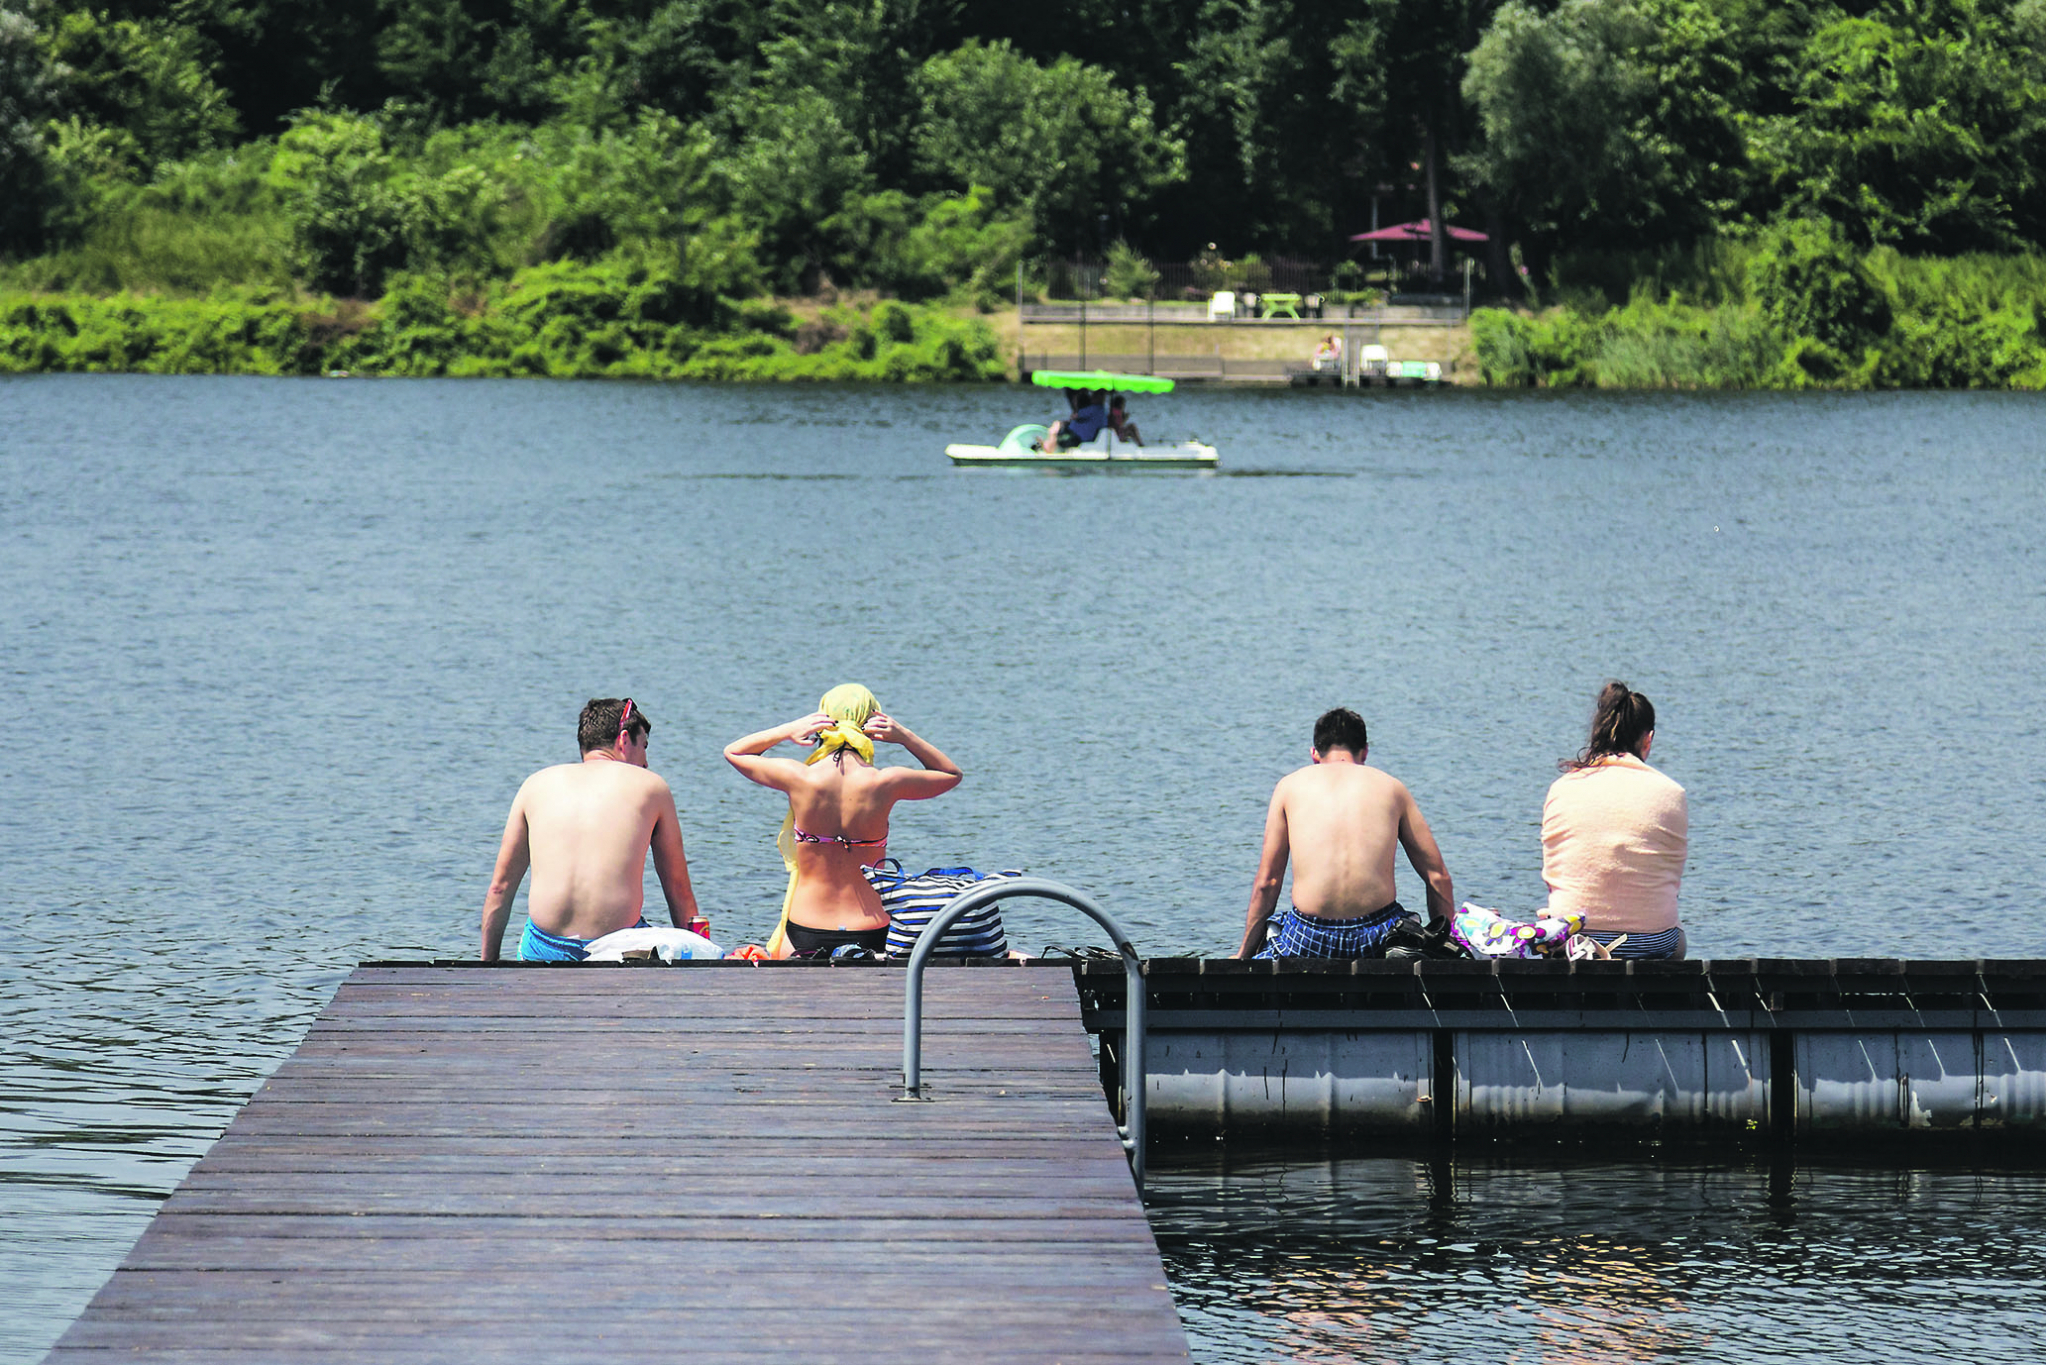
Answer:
[{"left": 863, "top": 860, "right": 1019, "bottom": 959}]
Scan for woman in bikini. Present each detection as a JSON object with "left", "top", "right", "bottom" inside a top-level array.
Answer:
[{"left": 724, "top": 684, "right": 962, "bottom": 958}]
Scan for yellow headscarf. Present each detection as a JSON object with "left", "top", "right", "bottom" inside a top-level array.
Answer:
[{"left": 767, "top": 684, "right": 880, "bottom": 956}]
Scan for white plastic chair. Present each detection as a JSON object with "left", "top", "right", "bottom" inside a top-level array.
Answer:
[{"left": 1208, "top": 291, "right": 1236, "bottom": 321}]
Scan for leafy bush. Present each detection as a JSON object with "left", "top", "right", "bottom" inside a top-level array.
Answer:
[
  {"left": 271, "top": 113, "right": 409, "bottom": 297},
  {"left": 1745, "top": 219, "right": 1890, "bottom": 355},
  {"left": 858, "top": 187, "right": 1029, "bottom": 304},
  {"left": 0, "top": 291, "right": 319, "bottom": 374}
]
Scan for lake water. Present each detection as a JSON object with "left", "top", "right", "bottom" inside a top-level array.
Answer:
[{"left": 3, "top": 375, "right": 2043, "bottom": 1362}]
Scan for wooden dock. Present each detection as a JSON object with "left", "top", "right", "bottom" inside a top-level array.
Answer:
[{"left": 44, "top": 964, "right": 1189, "bottom": 1364}]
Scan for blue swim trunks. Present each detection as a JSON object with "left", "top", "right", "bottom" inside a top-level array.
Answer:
[
  {"left": 518, "top": 918, "right": 650, "bottom": 962},
  {"left": 1255, "top": 903, "right": 1410, "bottom": 959}
]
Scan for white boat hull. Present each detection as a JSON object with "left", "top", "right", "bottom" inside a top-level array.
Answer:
[{"left": 946, "top": 442, "right": 1218, "bottom": 470}]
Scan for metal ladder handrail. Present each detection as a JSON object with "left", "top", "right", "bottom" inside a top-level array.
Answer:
[{"left": 900, "top": 878, "right": 1147, "bottom": 1184}]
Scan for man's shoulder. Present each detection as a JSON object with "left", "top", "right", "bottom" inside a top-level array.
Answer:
[
  {"left": 1278, "top": 763, "right": 1408, "bottom": 801},
  {"left": 529, "top": 761, "right": 671, "bottom": 796},
  {"left": 517, "top": 762, "right": 581, "bottom": 792}
]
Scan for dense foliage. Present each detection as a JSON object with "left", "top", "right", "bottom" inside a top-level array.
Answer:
[
  {"left": 0, "top": 270, "right": 1005, "bottom": 378},
  {"left": 1470, "top": 226, "right": 2046, "bottom": 387},
  {"left": 2, "top": 0, "right": 2044, "bottom": 384}
]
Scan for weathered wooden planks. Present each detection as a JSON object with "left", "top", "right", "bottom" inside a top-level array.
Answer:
[{"left": 45, "top": 965, "right": 1188, "bottom": 1364}]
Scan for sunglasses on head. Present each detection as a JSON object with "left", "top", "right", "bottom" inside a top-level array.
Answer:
[{"left": 619, "top": 699, "right": 642, "bottom": 744}]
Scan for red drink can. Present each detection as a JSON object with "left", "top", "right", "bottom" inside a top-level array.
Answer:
[{"left": 686, "top": 915, "right": 711, "bottom": 941}]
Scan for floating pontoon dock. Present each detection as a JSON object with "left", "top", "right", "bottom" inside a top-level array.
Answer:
[
  {"left": 1079, "top": 958, "right": 2046, "bottom": 1145},
  {"left": 44, "top": 965, "right": 1189, "bottom": 1364}
]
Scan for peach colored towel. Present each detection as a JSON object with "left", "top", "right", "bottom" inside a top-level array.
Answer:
[{"left": 1542, "top": 754, "right": 1688, "bottom": 934}]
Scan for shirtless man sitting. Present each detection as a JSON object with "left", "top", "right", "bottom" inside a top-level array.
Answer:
[
  {"left": 480, "top": 697, "right": 702, "bottom": 962},
  {"left": 1234, "top": 707, "right": 1454, "bottom": 959}
]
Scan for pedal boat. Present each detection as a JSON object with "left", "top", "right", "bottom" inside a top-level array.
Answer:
[{"left": 947, "top": 370, "right": 1219, "bottom": 470}]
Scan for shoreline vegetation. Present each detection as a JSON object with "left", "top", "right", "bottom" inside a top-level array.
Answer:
[
  {"left": 1472, "top": 234, "right": 2046, "bottom": 389},
  {"left": 0, "top": 274, "right": 1009, "bottom": 381},
  {"left": 3, "top": 1, "right": 2046, "bottom": 388}
]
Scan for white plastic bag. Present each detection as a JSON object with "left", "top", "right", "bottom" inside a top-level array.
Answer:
[{"left": 582, "top": 926, "right": 723, "bottom": 962}]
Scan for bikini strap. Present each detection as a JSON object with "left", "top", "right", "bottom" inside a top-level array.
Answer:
[{"left": 791, "top": 827, "right": 888, "bottom": 850}]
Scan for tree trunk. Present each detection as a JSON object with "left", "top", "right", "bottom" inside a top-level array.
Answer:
[
  {"left": 1424, "top": 121, "right": 1446, "bottom": 286},
  {"left": 1483, "top": 201, "right": 1511, "bottom": 302}
]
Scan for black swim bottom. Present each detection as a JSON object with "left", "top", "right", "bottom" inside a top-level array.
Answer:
[{"left": 785, "top": 923, "right": 890, "bottom": 958}]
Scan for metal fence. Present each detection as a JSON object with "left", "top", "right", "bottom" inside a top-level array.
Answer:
[{"left": 1042, "top": 257, "right": 1337, "bottom": 302}]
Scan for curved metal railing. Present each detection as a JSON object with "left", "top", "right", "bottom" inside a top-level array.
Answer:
[{"left": 900, "top": 879, "right": 1147, "bottom": 1184}]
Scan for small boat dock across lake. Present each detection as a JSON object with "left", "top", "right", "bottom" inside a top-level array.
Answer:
[{"left": 43, "top": 964, "right": 1189, "bottom": 1364}]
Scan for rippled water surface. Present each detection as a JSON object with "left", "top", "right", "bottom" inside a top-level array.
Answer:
[
  {"left": 1149, "top": 1154, "right": 2046, "bottom": 1364},
  {"left": 3, "top": 376, "right": 2043, "bottom": 1361}
]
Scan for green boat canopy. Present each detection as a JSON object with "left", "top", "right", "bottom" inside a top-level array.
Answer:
[{"left": 1028, "top": 370, "right": 1175, "bottom": 394}]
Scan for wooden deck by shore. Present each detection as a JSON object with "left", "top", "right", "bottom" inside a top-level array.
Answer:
[{"left": 45, "top": 964, "right": 1188, "bottom": 1364}]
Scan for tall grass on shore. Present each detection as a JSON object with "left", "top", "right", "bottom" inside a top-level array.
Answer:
[{"left": 1472, "top": 228, "right": 2046, "bottom": 390}]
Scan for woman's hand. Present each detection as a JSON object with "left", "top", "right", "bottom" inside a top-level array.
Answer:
[
  {"left": 862, "top": 712, "right": 903, "bottom": 745},
  {"left": 789, "top": 712, "right": 835, "bottom": 746}
]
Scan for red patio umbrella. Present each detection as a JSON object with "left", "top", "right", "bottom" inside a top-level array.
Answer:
[{"left": 1348, "top": 219, "right": 1489, "bottom": 243}]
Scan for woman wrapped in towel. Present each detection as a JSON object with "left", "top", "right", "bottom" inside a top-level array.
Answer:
[
  {"left": 1542, "top": 681, "right": 1689, "bottom": 959},
  {"left": 725, "top": 686, "right": 962, "bottom": 958}
]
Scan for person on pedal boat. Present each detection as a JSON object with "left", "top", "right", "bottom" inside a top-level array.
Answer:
[
  {"left": 725, "top": 686, "right": 962, "bottom": 958},
  {"left": 1108, "top": 393, "right": 1143, "bottom": 446},
  {"left": 1041, "top": 389, "right": 1109, "bottom": 451}
]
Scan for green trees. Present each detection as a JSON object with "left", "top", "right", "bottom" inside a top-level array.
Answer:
[
  {"left": 1459, "top": 0, "right": 1741, "bottom": 257},
  {"left": 3, "top": 0, "right": 2046, "bottom": 389},
  {"left": 912, "top": 40, "right": 1183, "bottom": 249},
  {"left": 1458, "top": 0, "right": 2046, "bottom": 268},
  {"left": 1747, "top": 3, "right": 2046, "bottom": 252},
  {"left": 1, "top": 7, "right": 64, "bottom": 246}
]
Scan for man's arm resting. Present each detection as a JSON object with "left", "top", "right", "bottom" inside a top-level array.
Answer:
[
  {"left": 480, "top": 800, "right": 532, "bottom": 962},
  {"left": 1235, "top": 791, "right": 1290, "bottom": 958},
  {"left": 1397, "top": 793, "right": 1455, "bottom": 923},
  {"left": 649, "top": 789, "right": 700, "bottom": 928}
]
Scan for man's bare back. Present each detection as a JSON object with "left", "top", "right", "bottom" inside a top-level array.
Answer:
[
  {"left": 1236, "top": 711, "right": 1454, "bottom": 958},
  {"left": 1272, "top": 762, "right": 1414, "bottom": 917},
  {"left": 480, "top": 700, "right": 699, "bottom": 961},
  {"left": 513, "top": 761, "right": 674, "bottom": 936}
]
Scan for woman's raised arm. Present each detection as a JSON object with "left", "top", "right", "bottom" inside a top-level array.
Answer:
[
  {"left": 724, "top": 712, "right": 832, "bottom": 789},
  {"left": 863, "top": 713, "right": 962, "bottom": 800}
]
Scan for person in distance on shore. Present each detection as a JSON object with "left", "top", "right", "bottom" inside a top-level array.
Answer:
[
  {"left": 725, "top": 685, "right": 961, "bottom": 959},
  {"left": 1234, "top": 707, "right": 1455, "bottom": 959},
  {"left": 479, "top": 698, "right": 702, "bottom": 962},
  {"left": 1542, "top": 682, "right": 1688, "bottom": 959}
]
